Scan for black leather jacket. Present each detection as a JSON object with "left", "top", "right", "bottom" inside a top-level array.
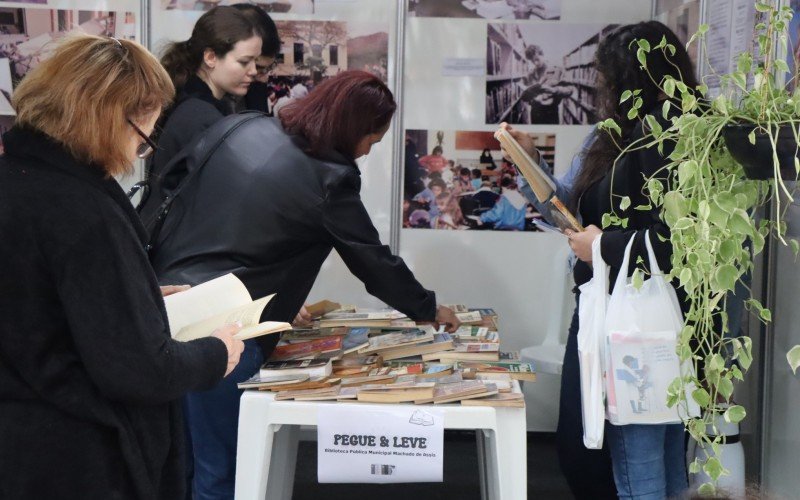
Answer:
[{"left": 146, "top": 114, "right": 437, "bottom": 352}]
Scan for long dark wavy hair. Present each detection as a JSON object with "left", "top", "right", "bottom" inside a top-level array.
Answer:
[{"left": 571, "top": 21, "right": 698, "bottom": 210}]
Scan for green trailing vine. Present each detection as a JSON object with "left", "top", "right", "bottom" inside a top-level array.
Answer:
[{"left": 597, "top": 1, "right": 800, "bottom": 495}]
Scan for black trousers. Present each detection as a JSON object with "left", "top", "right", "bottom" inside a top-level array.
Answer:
[{"left": 556, "top": 298, "right": 618, "bottom": 499}]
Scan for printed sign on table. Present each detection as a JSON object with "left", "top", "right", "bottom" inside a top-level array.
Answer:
[{"left": 317, "top": 405, "right": 444, "bottom": 483}]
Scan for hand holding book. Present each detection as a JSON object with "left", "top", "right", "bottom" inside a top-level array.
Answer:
[
  {"left": 494, "top": 123, "right": 584, "bottom": 233},
  {"left": 211, "top": 323, "right": 245, "bottom": 377}
]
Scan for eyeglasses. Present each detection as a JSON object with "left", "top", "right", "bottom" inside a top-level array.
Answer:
[
  {"left": 255, "top": 60, "right": 279, "bottom": 76},
  {"left": 127, "top": 119, "right": 158, "bottom": 159}
]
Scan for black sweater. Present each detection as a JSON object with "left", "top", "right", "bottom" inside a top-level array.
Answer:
[{"left": 0, "top": 127, "right": 228, "bottom": 499}]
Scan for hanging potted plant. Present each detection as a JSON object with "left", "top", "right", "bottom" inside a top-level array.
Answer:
[{"left": 597, "top": 1, "right": 800, "bottom": 494}]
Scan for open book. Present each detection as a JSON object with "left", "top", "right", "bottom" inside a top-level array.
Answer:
[
  {"left": 494, "top": 128, "right": 584, "bottom": 232},
  {"left": 163, "top": 273, "right": 292, "bottom": 342}
]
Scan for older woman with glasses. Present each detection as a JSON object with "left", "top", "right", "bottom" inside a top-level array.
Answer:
[{"left": 0, "top": 35, "right": 245, "bottom": 499}]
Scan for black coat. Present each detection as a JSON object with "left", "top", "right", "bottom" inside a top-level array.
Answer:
[
  {"left": 147, "top": 76, "right": 231, "bottom": 193},
  {"left": 0, "top": 127, "right": 228, "bottom": 499},
  {"left": 147, "top": 115, "right": 437, "bottom": 354}
]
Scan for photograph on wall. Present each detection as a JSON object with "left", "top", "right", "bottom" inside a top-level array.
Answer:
[
  {"left": 786, "top": 0, "right": 800, "bottom": 91},
  {"left": 703, "top": 0, "right": 759, "bottom": 95},
  {"left": 653, "top": 0, "right": 700, "bottom": 67},
  {"left": 403, "top": 128, "right": 556, "bottom": 232},
  {"left": 162, "top": 0, "right": 314, "bottom": 13},
  {"left": 0, "top": 8, "right": 135, "bottom": 99},
  {"left": 485, "top": 22, "right": 617, "bottom": 125},
  {"left": 251, "top": 20, "right": 387, "bottom": 115},
  {"left": 408, "top": 0, "right": 561, "bottom": 20}
]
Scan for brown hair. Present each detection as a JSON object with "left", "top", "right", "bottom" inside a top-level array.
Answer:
[
  {"left": 161, "top": 6, "right": 263, "bottom": 90},
  {"left": 279, "top": 70, "right": 396, "bottom": 160},
  {"left": 12, "top": 34, "right": 174, "bottom": 176}
]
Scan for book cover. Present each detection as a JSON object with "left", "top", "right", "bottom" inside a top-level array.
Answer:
[
  {"left": 260, "top": 358, "right": 332, "bottom": 379},
  {"left": 236, "top": 373, "right": 309, "bottom": 389},
  {"left": 359, "top": 328, "right": 434, "bottom": 353},
  {"left": 414, "top": 380, "right": 490, "bottom": 405},
  {"left": 461, "top": 393, "right": 525, "bottom": 408},
  {"left": 270, "top": 336, "right": 343, "bottom": 361},
  {"left": 374, "top": 333, "right": 455, "bottom": 361}
]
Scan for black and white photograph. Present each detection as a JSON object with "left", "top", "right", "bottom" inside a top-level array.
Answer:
[
  {"left": 403, "top": 129, "right": 556, "bottom": 232},
  {"left": 0, "top": 9, "right": 134, "bottom": 96},
  {"left": 408, "top": 0, "right": 561, "bottom": 20},
  {"left": 654, "top": 0, "right": 700, "bottom": 67},
  {"left": 485, "top": 22, "right": 617, "bottom": 125},
  {"left": 252, "top": 20, "right": 388, "bottom": 115},
  {"left": 163, "top": 0, "right": 314, "bottom": 13}
]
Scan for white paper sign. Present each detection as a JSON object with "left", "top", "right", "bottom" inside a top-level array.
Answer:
[
  {"left": 317, "top": 405, "right": 444, "bottom": 483},
  {"left": 441, "top": 57, "right": 486, "bottom": 77}
]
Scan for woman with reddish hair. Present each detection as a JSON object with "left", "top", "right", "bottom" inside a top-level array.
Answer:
[{"left": 145, "top": 70, "right": 460, "bottom": 499}]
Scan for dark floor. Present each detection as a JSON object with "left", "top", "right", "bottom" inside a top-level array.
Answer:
[{"left": 292, "top": 431, "right": 573, "bottom": 499}]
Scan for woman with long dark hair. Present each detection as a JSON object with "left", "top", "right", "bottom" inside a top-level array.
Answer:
[
  {"left": 147, "top": 70, "right": 461, "bottom": 500},
  {"left": 504, "top": 21, "right": 698, "bottom": 499},
  {"left": 147, "top": 6, "right": 266, "bottom": 190}
]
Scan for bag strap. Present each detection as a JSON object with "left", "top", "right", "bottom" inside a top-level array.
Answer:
[
  {"left": 611, "top": 232, "right": 638, "bottom": 294},
  {"left": 642, "top": 230, "right": 663, "bottom": 275},
  {"left": 145, "top": 111, "right": 266, "bottom": 255}
]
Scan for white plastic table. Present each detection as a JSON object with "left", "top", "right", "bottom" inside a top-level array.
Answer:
[{"left": 234, "top": 382, "right": 528, "bottom": 500}]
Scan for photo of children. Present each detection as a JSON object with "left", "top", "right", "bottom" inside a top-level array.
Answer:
[
  {"left": 0, "top": 9, "right": 134, "bottom": 96},
  {"left": 162, "top": 0, "right": 313, "bottom": 13},
  {"left": 408, "top": 0, "right": 561, "bottom": 20},
  {"left": 249, "top": 20, "right": 387, "bottom": 115},
  {"left": 403, "top": 129, "right": 556, "bottom": 232},
  {"left": 486, "top": 22, "right": 617, "bottom": 125}
]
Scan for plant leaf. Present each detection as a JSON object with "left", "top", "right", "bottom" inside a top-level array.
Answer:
[
  {"left": 724, "top": 405, "right": 746, "bottom": 424},
  {"left": 718, "top": 377, "right": 734, "bottom": 400},
  {"left": 692, "top": 387, "right": 710, "bottom": 407},
  {"left": 714, "top": 264, "right": 738, "bottom": 292},
  {"left": 703, "top": 456, "right": 725, "bottom": 481},
  {"left": 620, "top": 196, "right": 631, "bottom": 211},
  {"left": 787, "top": 345, "right": 800, "bottom": 374}
]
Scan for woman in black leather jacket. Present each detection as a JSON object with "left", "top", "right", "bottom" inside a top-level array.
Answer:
[{"left": 147, "top": 70, "right": 460, "bottom": 500}]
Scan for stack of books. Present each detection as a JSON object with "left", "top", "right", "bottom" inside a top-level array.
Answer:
[{"left": 236, "top": 303, "right": 531, "bottom": 407}]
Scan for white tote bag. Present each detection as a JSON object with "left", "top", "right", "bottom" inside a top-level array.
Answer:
[
  {"left": 604, "top": 231, "right": 699, "bottom": 425},
  {"left": 576, "top": 235, "right": 609, "bottom": 449}
]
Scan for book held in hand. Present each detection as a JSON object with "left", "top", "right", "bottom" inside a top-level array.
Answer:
[
  {"left": 494, "top": 127, "right": 583, "bottom": 232},
  {"left": 163, "top": 273, "right": 292, "bottom": 342}
]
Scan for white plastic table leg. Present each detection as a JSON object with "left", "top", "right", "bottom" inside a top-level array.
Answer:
[
  {"left": 235, "top": 393, "right": 278, "bottom": 500},
  {"left": 265, "top": 425, "right": 299, "bottom": 500},
  {"left": 476, "top": 430, "right": 489, "bottom": 500},
  {"left": 491, "top": 408, "right": 527, "bottom": 499}
]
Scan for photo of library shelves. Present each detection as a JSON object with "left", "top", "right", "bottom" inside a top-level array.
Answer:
[
  {"left": 408, "top": 0, "right": 561, "bottom": 20},
  {"left": 485, "top": 22, "right": 617, "bottom": 125},
  {"left": 403, "top": 129, "right": 555, "bottom": 232},
  {"left": 162, "top": 0, "right": 313, "bottom": 13},
  {"left": 0, "top": 9, "right": 135, "bottom": 115},
  {"left": 654, "top": 0, "right": 700, "bottom": 66}
]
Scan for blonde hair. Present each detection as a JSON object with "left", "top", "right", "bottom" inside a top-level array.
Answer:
[{"left": 12, "top": 34, "right": 174, "bottom": 176}]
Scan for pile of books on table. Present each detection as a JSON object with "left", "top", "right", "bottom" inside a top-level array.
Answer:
[{"left": 236, "top": 302, "right": 534, "bottom": 408}]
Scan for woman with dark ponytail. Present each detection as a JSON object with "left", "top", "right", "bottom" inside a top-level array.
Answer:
[
  {"left": 503, "top": 21, "right": 698, "bottom": 499},
  {"left": 148, "top": 6, "right": 263, "bottom": 187}
]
